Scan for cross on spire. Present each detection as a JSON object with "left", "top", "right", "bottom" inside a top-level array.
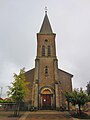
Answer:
[{"left": 45, "top": 6, "right": 48, "bottom": 14}]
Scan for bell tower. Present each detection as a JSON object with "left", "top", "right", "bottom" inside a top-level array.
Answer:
[
  {"left": 33, "top": 10, "right": 60, "bottom": 109},
  {"left": 37, "top": 10, "right": 56, "bottom": 58}
]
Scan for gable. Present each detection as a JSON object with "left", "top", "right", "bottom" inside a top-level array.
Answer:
[{"left": 25, "top": 68, "right": 35, "bottom": 83}]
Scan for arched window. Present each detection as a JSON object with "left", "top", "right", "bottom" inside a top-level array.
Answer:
[
  {"left": 45, "top": 66, "right": 48, "bottom": 74},
  {"left": 48, "top": 46, "right": 51, "bottom": 56},
  {"left": 42, "top": 46, "right": 45, "bottom": 56}
]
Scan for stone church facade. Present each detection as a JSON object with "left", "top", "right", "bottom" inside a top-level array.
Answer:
[{"left": 25, "top": 11, "right": 73, "bottom": 110}]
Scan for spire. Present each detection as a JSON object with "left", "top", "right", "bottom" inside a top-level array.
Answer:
[{"left": 39, "top": 7, "right": 53, "bottom": 34}]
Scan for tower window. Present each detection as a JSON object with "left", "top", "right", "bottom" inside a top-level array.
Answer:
[
  {"left": 45, "top": 66, "right": 48, "bottom": 74},
  {"left": 42, "top": 45, "right": 45, "bottom": 56},
  {"left": 48, "top": 46, "right": 51, "bottom": 56},
  {"left": 45, "top": 39, "right": 48, "bottom": 42}
]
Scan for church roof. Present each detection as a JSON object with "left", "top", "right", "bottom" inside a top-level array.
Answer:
[
  {"left": 58, "top": 69, "right": 73, "bottom": 78},
  {"left": 39, "top": 12, "right": 53, "bottom": 34}
]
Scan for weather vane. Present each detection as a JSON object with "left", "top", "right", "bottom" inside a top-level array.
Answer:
[{"left": 45, "top": 6, "right": 48, "bottom": 14}]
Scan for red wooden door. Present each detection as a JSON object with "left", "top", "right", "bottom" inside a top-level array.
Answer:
[{"left": 42, "top": 94, "right": 51, "bottom": 109}]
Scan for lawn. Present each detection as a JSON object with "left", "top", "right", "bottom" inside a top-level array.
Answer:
[{"left": 0, "top": 111, "right": 24, "bottom": 120}]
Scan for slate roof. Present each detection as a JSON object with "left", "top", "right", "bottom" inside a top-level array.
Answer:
[{"left": 39, "top": 13, "right": 53, "bottom": 34}]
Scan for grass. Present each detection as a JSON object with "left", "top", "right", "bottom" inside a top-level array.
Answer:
[
  {"left": 0, "top": 111, "right": 24, "bottom": 118},
  {"left": 70, "top": 110, "right": 90, "bottom": 119},
  {"left": 0, "top": 111, "right": 12, "bottom": 118}
]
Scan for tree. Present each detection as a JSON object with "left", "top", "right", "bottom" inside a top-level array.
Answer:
[
  {"left": 65, "top": 88, "right": 88, "bottom": 113},
  {"left": 71, "top": 88, "right": 88, "bottom": 112},
  {"left": 88, "top": 95, "right": 90, "bottom": 102},
  {"left": 65, "top": 92, "right": 72, "bottom": 111},
  {"left": 86, "top": 81, "right": 90, "bottom": 95},
  {"left": 8, "top": 68, "right": 29, "bottom": 116}
]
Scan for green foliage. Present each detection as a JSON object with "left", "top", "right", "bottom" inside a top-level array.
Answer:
[
  {"left": 86, "top": 81, "right": 90, "bottom": 95},
  {"left": 71, "top": 88, "right": 88, "bottom": 106},
  {"left": 8, "top": 68, "right": 30, "bottom": 116},
  {"left": 65, "top": 92, "right": 72, "bottom": 110},
  {"left": 65, "top": 88, "right": 88, "bottom": 111},
  {"left": 0, "top": 99, "right": 3, "bottom": 103},
  {"left": 88, "top": 95, "right": 90, "bottom": 102},
  {"left": 65, "top": 92, "right": 72, "bottom": 102},
  {"left": 8, "top": 68, "right": 30, "bottom": 103},
  {"left": 0, "top": 98, "right": 14, "bottom": 103}
]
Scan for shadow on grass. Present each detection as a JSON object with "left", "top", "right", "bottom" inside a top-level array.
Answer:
[
  {"left": 8, "top": 114, "right": 21, "bottom": 118},
  {"left": 0, "top": 111, "right": 23, "bottom": 118},
  {"left": 70, "top": 111, "right": 90, "bottom": 119}
]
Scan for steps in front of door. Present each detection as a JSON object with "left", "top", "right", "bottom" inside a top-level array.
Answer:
[{"left": 29, "top": 110, "right": 68, "bottom": 114}]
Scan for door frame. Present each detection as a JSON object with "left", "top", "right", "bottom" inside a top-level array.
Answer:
[
  {"left": 39, "top": 86, "right": 55, "bottom": 110},
  {"left": 41, "top": 94, "right": 52, "bottom": 110}
]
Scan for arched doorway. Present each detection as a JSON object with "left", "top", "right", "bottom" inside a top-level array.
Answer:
[{"left": 40, "top": 88, "right": 53, "bottom": 110}]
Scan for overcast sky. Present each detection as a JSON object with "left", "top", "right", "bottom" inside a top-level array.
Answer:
[{"left": 0, "top": 0, "right": 90, "bottom": 98}]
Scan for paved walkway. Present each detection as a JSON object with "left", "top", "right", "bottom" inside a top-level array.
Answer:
[
  {"left": 0, "top": 110, "right": 89, "bottom": 120},
  {"left": 19, "top": 110, "right": 73, "bottom": 120}
]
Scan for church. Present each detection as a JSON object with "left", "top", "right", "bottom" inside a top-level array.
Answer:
[{"left": 25, "top": 11, "right": 73, "bottom": 110}]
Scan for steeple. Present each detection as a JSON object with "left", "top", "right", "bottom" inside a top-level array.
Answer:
[{"left": 39, "top": 9, "right": 53, "bottom": 34}]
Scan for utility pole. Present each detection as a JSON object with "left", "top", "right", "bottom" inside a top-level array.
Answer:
[{"left": 0, "top": 87, "right": 3, "bottom": 98}]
